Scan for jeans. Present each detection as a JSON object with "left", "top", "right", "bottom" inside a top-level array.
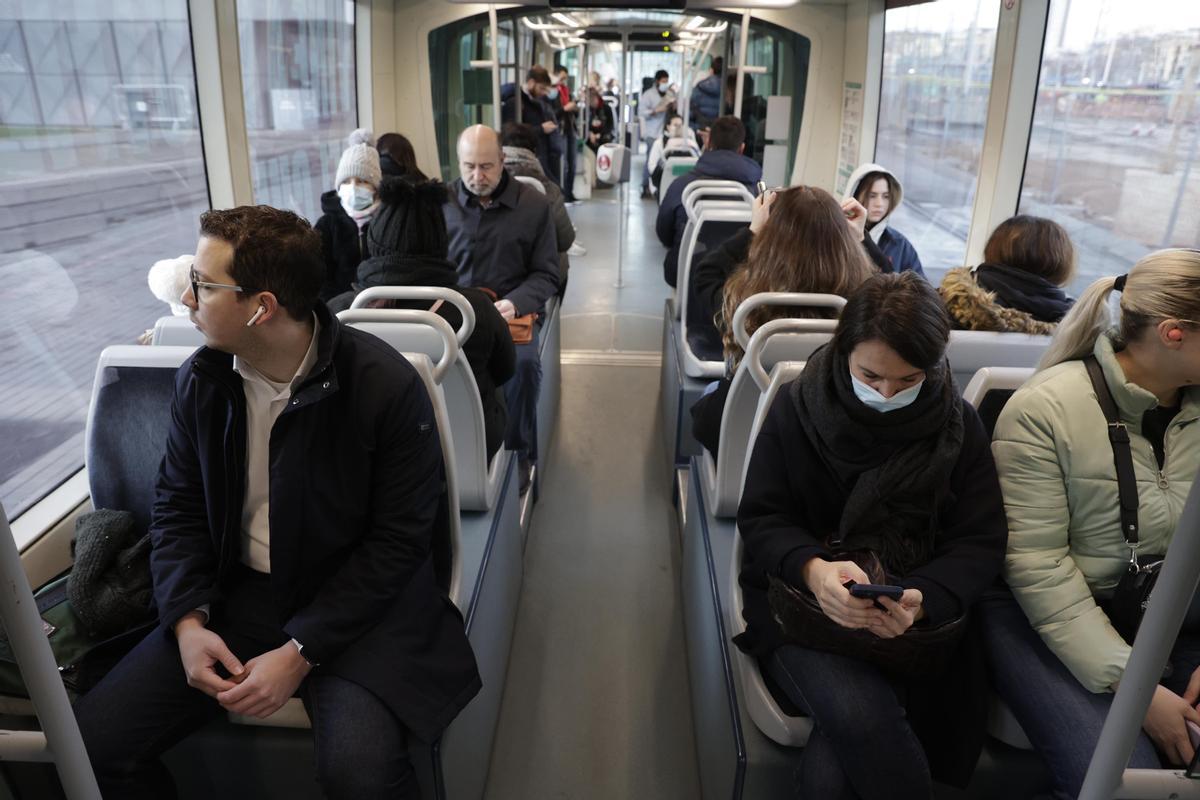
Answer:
[
  {"left": 503, "top": 322, "right": 542, "bottom": 462},
  {"left": 980, "top": 588, "right": 1200, "bottom": 800},
  {"left": 767, "top": 645, "right": 934, "bottom": 800},
  {"left": 74, "top": 568, "right": 418, "bottom": 799}
]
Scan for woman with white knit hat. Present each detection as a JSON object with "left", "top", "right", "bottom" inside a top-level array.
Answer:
[{"left": 315, "top": 128, "right": 382, "bottom": 300}]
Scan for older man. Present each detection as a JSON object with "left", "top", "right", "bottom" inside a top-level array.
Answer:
[{"left": 443, "top": 125, "right": 559, "bottom": 489}]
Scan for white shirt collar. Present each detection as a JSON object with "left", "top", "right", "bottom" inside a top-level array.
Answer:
[{"left": 233, "top": 314, "right": 322, "bottom": 398}]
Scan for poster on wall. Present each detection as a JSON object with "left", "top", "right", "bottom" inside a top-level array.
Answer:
[{"left": 835, "top": 81, "right": 864, "bottom": 196}]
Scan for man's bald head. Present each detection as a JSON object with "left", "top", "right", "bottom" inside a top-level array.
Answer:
[{"left": 457, "top": 125, "right": 504, "bottom": 197}]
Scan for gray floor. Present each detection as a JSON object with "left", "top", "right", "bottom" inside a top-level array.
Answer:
[{"left": 484, "top": 185, "right": 702, "bottom": 798}]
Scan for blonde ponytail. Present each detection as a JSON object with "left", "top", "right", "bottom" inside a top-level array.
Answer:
[{"left": 1037, "top": 249, "right": 1200, "bottom": 372}]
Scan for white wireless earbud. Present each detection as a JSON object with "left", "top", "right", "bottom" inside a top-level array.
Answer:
[{"left": 246, "top": 306, "right": 266, "bottom": 327}]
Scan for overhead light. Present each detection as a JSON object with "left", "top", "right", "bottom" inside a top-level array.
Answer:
[{"left": 551, "top": 12, "right": 582, "bottom": 27}]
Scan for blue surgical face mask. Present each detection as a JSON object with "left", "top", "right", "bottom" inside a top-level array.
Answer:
[
  {"left": 849, "top": 370, "right": 924, "bottom": 413},
  {"left": 339, "top": 183, "right": 375, "bottom": 212}
]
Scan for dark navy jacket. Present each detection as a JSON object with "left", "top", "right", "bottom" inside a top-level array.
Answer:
[
  {"left": 655, "top": 149, "right": 762, "bottom": 288},
  {"left": 875, "top": 226, "right": 925, "bottom": 277},
  {"left": 443, "top": 170, "right": 561, "bottom": 316},
  {"left": 150, "top": 303, "right": 481, "bottom": 741}
]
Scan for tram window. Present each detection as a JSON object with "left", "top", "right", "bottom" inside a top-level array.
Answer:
[
  {"left": 1019, "top": 1, "right": 1200, "bottom": 298},
  {"left": 0, "top": 4, "right": 208, "bottom": 523},
  {"left": 237, "top": 0, "right": 357, "bottom": 223},
  {"left": 875, "top": 0, "right": 1001, "bottom": 283}
]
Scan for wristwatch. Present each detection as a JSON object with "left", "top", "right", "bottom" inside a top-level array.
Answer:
[{"left": 290, "top": 638, "right": 319, "bottom": 667}]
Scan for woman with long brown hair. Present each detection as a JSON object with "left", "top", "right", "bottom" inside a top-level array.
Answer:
[{"left": 690, "top": 185, "right": 878, "bottom": 456}]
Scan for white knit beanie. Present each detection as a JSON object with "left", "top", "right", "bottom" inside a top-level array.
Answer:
[
  {"left": 147, "top": 254, "right": 194, "bottom": 316},
  {"left": 335, "top": 128, "right": 382, "bottom": 189}
]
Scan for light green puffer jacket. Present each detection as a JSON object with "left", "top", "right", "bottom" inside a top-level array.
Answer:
[{"left": 992, "top": 333, "right": 1200, "bottom": 693}]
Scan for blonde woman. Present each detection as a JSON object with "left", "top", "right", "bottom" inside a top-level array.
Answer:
[{"left": 985, "top": 249, "right": 1200, "bottom": 798}]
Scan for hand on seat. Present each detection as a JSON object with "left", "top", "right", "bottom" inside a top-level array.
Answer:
[
  {"left": 801, "top": 558, "right": 880, "bottom": 630},
  {"left": 1142, "top": 683, "right": 1200, "bottom": 765},
  {"left": 216, "top": 642, "right": 312, "bottom": 719},
  {"left": 175, "top": 614, "right": 245, "bottom": 698}
]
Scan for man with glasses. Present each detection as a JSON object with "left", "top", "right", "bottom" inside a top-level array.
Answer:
[{"left": 74, "top": 205, "right": 480, "bottom": 799}]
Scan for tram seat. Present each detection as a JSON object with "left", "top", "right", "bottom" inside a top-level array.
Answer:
[
  {"left": 946, "top": 331, "right": 1049, "bottom": 395},
  {"left": 152, "top": 315, "right": 205, "bottom": 346},
  {"left": 513, "top": 175, "right": 546, "bottom": 194},
  {"left": 962, "top": 366, "right": 1035, "bottom": 438},
  {"left": 659, "top": 155, "right": 699, "bottom": 202},
  {"left": 698, "top": 297, "right": 845, "bottom": 519},
  {"left": 677, "top": 203, "right": 752, "bottom": 377},
  {"left": 536, "top": 295, "right": 562, "bottom": 483},
  {"left": 672, "top": 181, "right": 754, "bottom": 321}
]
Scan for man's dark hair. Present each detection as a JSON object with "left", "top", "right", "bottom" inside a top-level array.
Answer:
[
  {"left": 708, "top": 115, "right": 746, "bottom": 151},
  {"left": 833, "top": 272, "right": 951, "bottom": 370},
  {"left": 527, "top": 65, "right": 551, "bottom": 86},
  {"left": 654, "top": 69, "right": 669, "bottom": 82},
  {"left": 554, "top": 64, "right": 568, "bottom": 76},
  {"left": 710, "top": 56, "right": 724, "bottom": 74},
  {"left": 501, "top": 122, "right": 541, "bottom": 154},
  {"left": 198, "top": 206, "right": 322, "bottom": 321}
]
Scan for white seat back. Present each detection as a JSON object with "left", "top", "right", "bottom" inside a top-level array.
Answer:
[
  {"left": 676, "top": 202, "right": 753, "bottom": 329},
  {"left": 337, "top": 306, "right": 502, "bottom": 512},
  {"left": 727, "top": 360, "right": 815, "bottom": 748},
  {"left": 703, "top": 314, "right": 837, "bottom": 518},
  {"left": 681, "top": 180, "right": 755, "bottom": 216},
  {"left": 152, "top": 316, "right": 205, "bottom": 347},
  {"left": 659, "top": 155, "right": 698, "bottom": 200},
  {"left": 513, "top": 175, "right": 546, "bottom": 195},
  {"left": 946, "top": 330, "right": 1049, "bottom": 394}
]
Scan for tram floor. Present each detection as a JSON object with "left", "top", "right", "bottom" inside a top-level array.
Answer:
[{"left": 484, "top": 361, "right": 702, "bottom": 798}]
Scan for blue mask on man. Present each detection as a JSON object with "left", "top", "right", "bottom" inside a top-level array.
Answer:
[{"left": 849, "top": 370, "right": 924, "bottom": 413}]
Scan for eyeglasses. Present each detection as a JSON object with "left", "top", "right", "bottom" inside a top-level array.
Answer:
[{"left": 190, "top": 267, "right": 247, "bottom": 303}]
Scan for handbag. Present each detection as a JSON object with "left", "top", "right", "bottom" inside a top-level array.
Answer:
[
  {"left": 766, "top": 548, "right": 967, "bottom": 681},
  {"left": 1084, "top": 356, "right": 1162, "bottom": 645},
  {"left": 479, "top": 288, "right": 538, "bottom": 344}
]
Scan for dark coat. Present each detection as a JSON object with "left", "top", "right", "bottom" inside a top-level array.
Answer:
[
  {"left": 443, "top": 170, "right": 561, "bottom": 317},
  {"left": 314, "top": 190, "right": 369, "bottom": 301},
  {"left": 150, "top": 303, "right": 481, "bottom": 742},
  {"left": 735, "top": 383, "right": 1007, "bottom": 784},
  {"left": 875, "top": 226, "right": 924, "bottom": 276},
  {"left": 689, "top": 73, "right": 722, "bottom": 127},
  {"left": 501, "top": 83, "right": 559, "bottom": 180},
  {"left": 326, "top": 255, "right": 517, "bottom": 461},
  {"left": 655, "top": 149, "right": 762, "bottom": 288},
  {"left": 585, "top": 102, "right": 615, "bottom": 152}
]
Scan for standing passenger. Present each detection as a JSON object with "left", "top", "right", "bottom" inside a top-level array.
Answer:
[
  {"left": 638, "top": 69, "right": 673, "bottom": 197},
  {"left": 74, "top": 205, "right": 480, "bottom": 799},
  {"left": 736, "top": 272, "right": 1008, "bottom": 798},
  {"left": 985, "top": 249, "right": 1200, "bottom": 799},
  {"left": 846, "top": 162, "right": 924, "bottom": 276},
  {"left": 443, "top": 125, "right": 560, "bottom": 490},
  {"left": 315, "top": 128, "right": 381, "bottom": 300}
]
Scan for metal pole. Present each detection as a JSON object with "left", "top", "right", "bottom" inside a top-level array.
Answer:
[
  {"left": 1078, "top": 471, "right": 1200, "bottom": 800},
  {"left": 734, "top": 10, "right": 751, "bottom": 118},
  {"left": 489, "top": 6, "right": 502, "bottom": 130},
  {"left": 0, "top": 506, "right": 101, "bottom": 799},
  {"left": 615, "top": 28, "right": 629, "bottom": 289}
]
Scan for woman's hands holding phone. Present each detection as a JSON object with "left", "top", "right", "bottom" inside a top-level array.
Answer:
[
  {"left": 866, "top": 591, "right": 924, "bottom": 639},
  {"left": 802, "top": 558, "right": 878, "bottom": 630}
]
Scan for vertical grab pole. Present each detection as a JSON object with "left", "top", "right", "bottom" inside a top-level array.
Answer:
[
  {"left": 615, "top": 28, "right": 629, "bottom": 289},
  {"left": 0, "top": 506, "right": 101, "bottom": 800},
  {"left": 734, "top": 10, "right": 751, "bottom": 117},
  {"left": 1078, "top": 471, "right": 1200, "bottom": 800},
  {"left": 489, "top": 5, "right": 502, "bottom": 131}
]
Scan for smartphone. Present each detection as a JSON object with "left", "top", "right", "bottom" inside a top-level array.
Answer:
[
  {"left": 847, "top": 583, "right": 905, "bottom": 603},
  {"left": 756, "top": 180, "right": 767, "bottom": 196}
]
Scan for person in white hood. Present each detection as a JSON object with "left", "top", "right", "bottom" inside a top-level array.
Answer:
[{"left": 845, "top": 163, "right": 925, "bottom": 276}]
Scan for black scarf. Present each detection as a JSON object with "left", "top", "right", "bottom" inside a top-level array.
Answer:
[
  {"left": 975, "top": 262, "right": 1073, "bottom": 323},
  {"left": 790, "top": 343, "right": 965, "bottom": 578}
]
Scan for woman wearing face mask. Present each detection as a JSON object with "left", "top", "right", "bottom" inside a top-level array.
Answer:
[
  {"left": 647, "top": 114, "right": 700, "bottom": 195},
  {"left": 846, "top": 162, "right": 924, "bottom": 276},
  {"left": 736, "top": 272, "right": 1008, "bottom": 799},
  {"left": 315, "top": 128, "right": 382, "bottom": 301}
]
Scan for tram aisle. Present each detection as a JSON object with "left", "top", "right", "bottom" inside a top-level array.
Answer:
[{"left": 484, "top": 184, "right": 702, "bottom": 797}]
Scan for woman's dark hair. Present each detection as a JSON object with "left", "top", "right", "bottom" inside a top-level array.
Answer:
[
  {"left": 501, "top": 122, "right": 540, "bottom": 154},
  {"left": 833, "top": 272, "right": 952, "bottom": 370},
  {"left": 199, "top": 206, "right": 322, "bottom": 321},
  {"left": 983, "top": 214, "right": 1076, "bottom": 286},
  {"left": 376, "top": 132, "right": 427, "bottom": 181}
]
